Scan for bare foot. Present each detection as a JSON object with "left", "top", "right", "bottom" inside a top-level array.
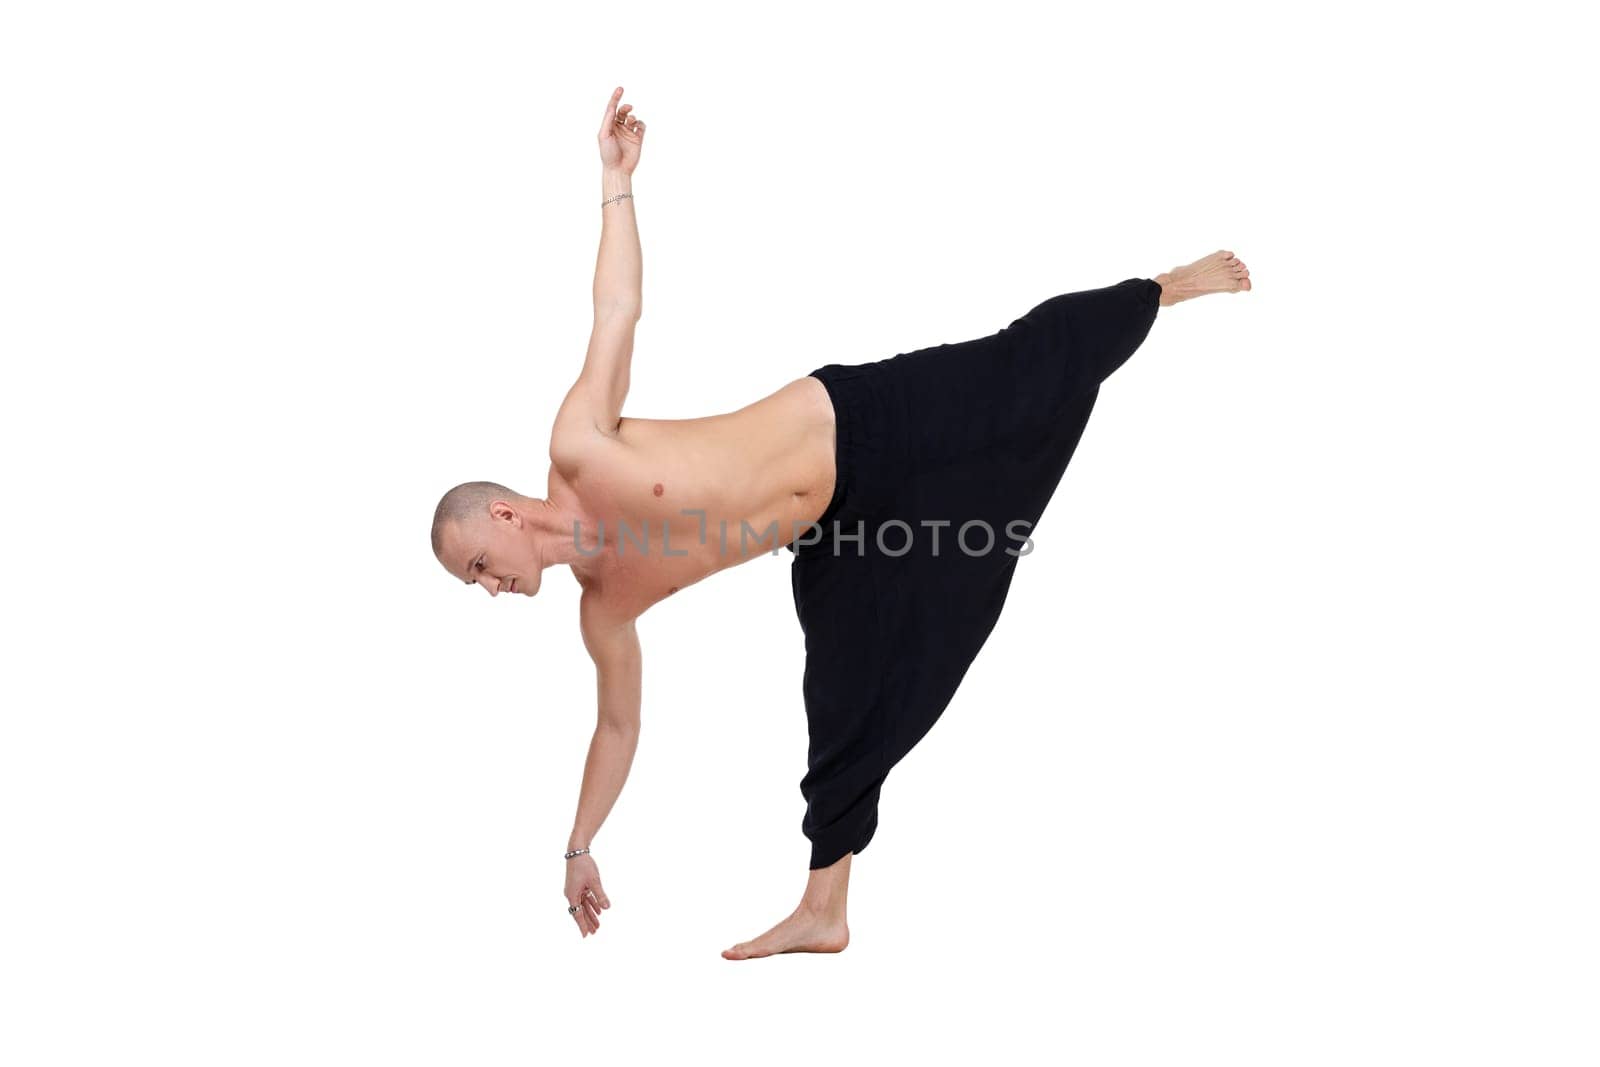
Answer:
[
  {"left": 722, "top": 905, "right": 850, "bottom": 960},
  {"left": 1154, "top": 250, "right": 1252, "bottom": 307}
]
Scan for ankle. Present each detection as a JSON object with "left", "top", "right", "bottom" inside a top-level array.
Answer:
[{"left": 798, "top": 895, "right": 847, "bottom": 921}]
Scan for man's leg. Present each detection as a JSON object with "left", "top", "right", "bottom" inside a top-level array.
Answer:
[
  {"left": 725, "top": 540, "right": 877, "bottom": 961},
  {"left": 722, "top": 852, "right": 852, "bottom": 960},
  {"left": 724, "top": 250, "right": 1253, "bottom": 961}
]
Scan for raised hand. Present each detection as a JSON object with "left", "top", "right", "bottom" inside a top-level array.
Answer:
[
  {"left": 565, "top": 852, "right": 612, "bottom": 938},
  {"left": 597, "top": 86, "right": 645, "bottom": 175}
]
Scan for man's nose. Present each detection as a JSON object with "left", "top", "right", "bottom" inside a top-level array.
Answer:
[{"left": 480, "top": 577, "right": 500, "bottom": 597}]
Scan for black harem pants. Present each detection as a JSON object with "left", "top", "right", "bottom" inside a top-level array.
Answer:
[{"left": 786, "top": 277, "right": 1163, "bottom": 869}]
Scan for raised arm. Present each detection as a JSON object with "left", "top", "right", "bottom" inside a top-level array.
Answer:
[
  {"left": 593, "top": 88, "right": 642, "bottom": 320},
  {"left": 553, "top": 88, "right": 646, "bottom": 458},
  {"left": 562, "top": 596, "right": 641, "bottom": 937}
]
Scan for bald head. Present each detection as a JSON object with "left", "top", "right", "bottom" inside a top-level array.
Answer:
[{"left": 431, "top": 480, "right": 522, "bottom": 558}]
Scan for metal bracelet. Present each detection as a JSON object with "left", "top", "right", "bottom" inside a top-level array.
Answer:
[
  {"left": 564, "top": 847, "right": 590, "bottom": 860},
  {"left": 601, "top": 192, "right": 633, "bottom": 208}
]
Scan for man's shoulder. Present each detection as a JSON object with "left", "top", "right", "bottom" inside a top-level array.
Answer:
[
  {"left": 549, "top": 378, "right": 631, "bottom": 476},
  {"left": 549, "top": 419, "right": 606, "bottom": 479},
  {"left": 578, "top": 586, "right": 641, "bottom": 659},
  {"left": 576, "top": 565, "right": 642, "bottom": 622},
  {"left": 551, "top": 414, "right": 640, "bottom": 484}
]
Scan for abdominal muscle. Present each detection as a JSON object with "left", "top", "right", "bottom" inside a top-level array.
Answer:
[{"left": 557, "top": 375, "right": 837, "bottom": 617}]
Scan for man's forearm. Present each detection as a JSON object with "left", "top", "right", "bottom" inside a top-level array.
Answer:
[
  {"left": 568, "top": 723, "right": 640, "bottom": 851},
  {"left": 594, "top": 170, "right": 641, "bottom": 317}
]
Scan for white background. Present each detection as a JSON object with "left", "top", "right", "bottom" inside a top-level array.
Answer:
[{"left": 3, "top": 1, "right": 1596, "bottom": 1063}]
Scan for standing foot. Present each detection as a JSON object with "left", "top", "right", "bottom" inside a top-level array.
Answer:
[
  {"left": 722, "top": 904, "right": 850, "bottom": 960},
  {"left": 1154, "top": 249, "right": 1252, "bottom": 307}
]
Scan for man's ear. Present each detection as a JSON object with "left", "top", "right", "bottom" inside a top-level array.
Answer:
[{"left": 489, "top": 499, "right": 521, "bottom": 526}]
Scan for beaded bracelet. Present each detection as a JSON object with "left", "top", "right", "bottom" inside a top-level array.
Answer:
[{"left": 564, "top": 847, "right": 590, "bottom": 860}]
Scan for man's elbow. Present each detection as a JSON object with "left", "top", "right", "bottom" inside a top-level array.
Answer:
[
  {"left": 594, "top": 298, "right": 642, "bottom": 322},
  {"left": 597, "top": 714, "right": 641, "bottom": 738}
]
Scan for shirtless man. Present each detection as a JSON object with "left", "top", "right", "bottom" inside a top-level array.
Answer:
[{"left": 429, "top": 88, "right": 1251, "bottom": 960}]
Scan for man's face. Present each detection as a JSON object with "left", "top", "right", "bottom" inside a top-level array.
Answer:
[{"left": 438, "top": 501, "right": 542, "bottom": 598}]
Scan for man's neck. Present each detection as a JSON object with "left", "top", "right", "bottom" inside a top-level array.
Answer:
[{"left": 528, "top": 496, "right": 602, "bottom": 571}]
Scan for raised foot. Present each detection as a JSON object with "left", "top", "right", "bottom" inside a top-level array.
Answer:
[
  {"left": 1154, "top": 249, "right": 1252, "bottom": 307},
  {"left": 722, "top": 906, "right": 850, "bottom": 960}
]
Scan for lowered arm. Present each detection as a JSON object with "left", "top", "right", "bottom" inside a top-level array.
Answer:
[{"left": 567, "top": 598, "right": 643, "bottom": 854}]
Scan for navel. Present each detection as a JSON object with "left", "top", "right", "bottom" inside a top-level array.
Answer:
[
  {"left": 667, "top": 586, "right": 679, "bottom": 595},
  {"left": 653, "top": 482, "right": 664, "bottom": 497}
]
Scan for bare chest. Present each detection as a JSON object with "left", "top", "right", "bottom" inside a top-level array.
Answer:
[{"left": 555, "top": 378, "right": 837, "bottom": 617}]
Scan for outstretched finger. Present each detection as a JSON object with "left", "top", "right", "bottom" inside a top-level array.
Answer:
[
  {"left": 599, "top": 86, "right": 623, "bottom": 135},
  {"left": 589, "top": 886, "right": 611, "bottom": 910}
]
